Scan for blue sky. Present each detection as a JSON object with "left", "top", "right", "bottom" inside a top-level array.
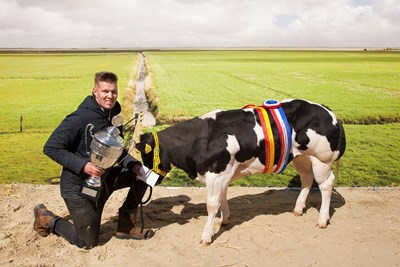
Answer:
[{"left": 0, "top": 0, "right": 399, "bottom": 48}]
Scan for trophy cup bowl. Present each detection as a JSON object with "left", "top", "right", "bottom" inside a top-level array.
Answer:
[
  {"left": 85, "top": 129, "right": 124, "bottom": 187},
  {"left": 81, "top": 116, "right": 125, "bottom": 200}
]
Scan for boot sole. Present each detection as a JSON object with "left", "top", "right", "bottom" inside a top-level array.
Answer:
[{"left": 115, "top": 229, "right": 154, "bottom": 240}]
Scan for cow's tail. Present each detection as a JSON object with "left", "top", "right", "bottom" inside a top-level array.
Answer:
[
  {"left": 334, "top": 121, "right": 346, "bottom": 181},
  {"left": 335, "top": 159, "right": 341, "bottom": 180},
  {"left": 337, "top": 121, "right": 346, "bottom": 159}
]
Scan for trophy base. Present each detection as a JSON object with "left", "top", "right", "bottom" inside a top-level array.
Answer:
[
  {"left": 85, "top": 176, "right": 102, "bottom": 187},
  {"left": 80, "top": 185, "right": 102, "bottom": 201}
]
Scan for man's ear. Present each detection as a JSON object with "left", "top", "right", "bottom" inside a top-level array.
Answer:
[{"left": 92, "top": 87, "right": 98, "bottom": 100}]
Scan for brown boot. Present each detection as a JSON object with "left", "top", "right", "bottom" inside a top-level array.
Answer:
[
  {"left": 33, "top": 204, "right": 60, "bottom": 237},
  {"left": 116, "top": 208, "right": 154, "bottom": 240}
]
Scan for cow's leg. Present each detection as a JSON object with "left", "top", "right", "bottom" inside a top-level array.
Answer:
[
  {"left": 292, "top": 155, "right": 314, "bottom": 216},
  {"left": 200, "top": 174, "right": 228, "bottom": 246},
  {"left": 219, "top": 186, "right": 230, "bottom": 226},
  {"left": 310, "top": 156, "right": 334, "bottom": 228}
]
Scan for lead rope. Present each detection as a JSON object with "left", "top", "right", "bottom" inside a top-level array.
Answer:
[
  {"left": 123, "top": 113, "right": 155, "bottom": 233},
  {"left": 136, "top": 185, "right": 153, "bottom": 233}
]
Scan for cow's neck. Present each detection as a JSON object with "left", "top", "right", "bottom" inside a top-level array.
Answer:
[
  {"left": 157, "top": 132, "right": 198, "bottom": 179},
  {"left": 157, "top": 119, "right": 208, "bottom": 179}
]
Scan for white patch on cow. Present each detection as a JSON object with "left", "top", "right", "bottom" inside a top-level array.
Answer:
[
  {"left": 245, "top": 109, "right": 264, "bottom": 144},
  {"left": 291, "top": 131, "right": 302, "bottom": 158},
  {"left": 326, "top": 109, "right": 338, "bottom": 126},
  {"left": 200, "top": 110, "right": 224, "bottom": 120},
  {"left": 302, "top": 129, "right": 340, "bottom": 163},
  {"left": 226, "top": 134, "right": 240, "bottom": 155},
  {"left": 232, "top": 157, "right": 265, "bottom": 181}
]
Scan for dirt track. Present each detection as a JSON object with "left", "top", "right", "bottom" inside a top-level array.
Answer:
[{"left": 0, "top": 184, "right": 399, "bottom": 266}]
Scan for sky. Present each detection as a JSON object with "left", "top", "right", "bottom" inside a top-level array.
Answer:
[{"left": 0, "top": 0, "right": 399, "bottom": 48}]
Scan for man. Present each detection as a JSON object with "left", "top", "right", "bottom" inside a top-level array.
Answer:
[{"left": 34, "top": 71, "right": 154, "bottom": 249}]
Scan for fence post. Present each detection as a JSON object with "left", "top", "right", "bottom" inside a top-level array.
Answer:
[{"left": 20, "top": 115, "right": 23, "bottom": 132}]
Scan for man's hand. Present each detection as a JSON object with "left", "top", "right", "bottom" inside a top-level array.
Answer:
[
  {"left": 84, "top": 162, "right": 105, "bottom": 177},
  {"left": 132, "top": 162, "right": 143, "bottom": 176}
]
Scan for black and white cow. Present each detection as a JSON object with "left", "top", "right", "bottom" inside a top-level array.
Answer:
[{"left": 135, "top": 99, "right": 346, "bottom": 245}]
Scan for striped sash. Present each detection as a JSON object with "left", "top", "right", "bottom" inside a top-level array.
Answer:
[{"left": 243, "top": 100, "right": 292, "bottom": 174}]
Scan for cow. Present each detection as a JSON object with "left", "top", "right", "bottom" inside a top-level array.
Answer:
[{"left": 135, "top": 99, "right": 346, "bottom": 246}]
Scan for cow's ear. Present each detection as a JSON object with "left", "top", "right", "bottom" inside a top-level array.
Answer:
[
  {"left": 135, "top": 140, "right": 149, "bottom": 153},
  {"left": 135, "top": 133, "right": 154, "bottom": 154}
]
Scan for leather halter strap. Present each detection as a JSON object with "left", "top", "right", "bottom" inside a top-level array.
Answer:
[{"left": 152, "top": 132, "right": 168, "bottom": 177}]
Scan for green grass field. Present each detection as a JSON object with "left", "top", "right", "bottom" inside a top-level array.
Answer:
[
  {"left": 145, "top": 50, "right": 400, "bottom": 187},
  {"left": 0, "top": 50, "right": 399, "bottom": 187},
  {"left": 0, "top": 53, "right": 137, "bottom": 132},
  {"left": 0, "top": 53, "right": 138, "bottom": 183},
  {"left": 146, "top": 51, "right": 399, "bottom": 124}
]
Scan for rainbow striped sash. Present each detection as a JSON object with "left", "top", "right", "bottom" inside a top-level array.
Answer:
[{"left": 243, "top": 100, "right": 292, "bottom": 174}]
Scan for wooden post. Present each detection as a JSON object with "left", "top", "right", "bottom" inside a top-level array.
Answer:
[
  {"left": 20, "top": 115, "right": 23, "bottom": 132},
  {"left": 130, "top": 112, "right": 144, "bottom": 158}
]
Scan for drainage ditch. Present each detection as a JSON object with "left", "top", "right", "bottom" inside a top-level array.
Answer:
[{"left": 133, "top": 53, "right": 156, "bottom": 127}]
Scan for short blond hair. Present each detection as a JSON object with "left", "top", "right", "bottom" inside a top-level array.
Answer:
[{"left": 94, "top": 71, "right": 118, "bottom": 86}]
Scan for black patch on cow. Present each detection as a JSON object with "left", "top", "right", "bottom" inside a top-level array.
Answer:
[
  {"left": 158, "top": 118, "right": 210, "bottom": 178},
  {"left": 282, "top": 99, "right": 345, "bottom": 158}
]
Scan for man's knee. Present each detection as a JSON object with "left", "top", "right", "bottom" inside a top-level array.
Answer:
[{"left": 75, "top": 227, "right": 99, "bottom": 249}]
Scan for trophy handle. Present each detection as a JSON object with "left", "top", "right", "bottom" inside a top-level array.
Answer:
[
  {"left": 126, "top": 139, "right": 137, "bottom": 155},
  {"left": 85, "top": 123, "right": 94, "bottom": 155}
]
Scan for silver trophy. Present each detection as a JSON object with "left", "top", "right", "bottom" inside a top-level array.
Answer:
[{"left": 80, "top": 115, "right": 125, "bottom": 200}]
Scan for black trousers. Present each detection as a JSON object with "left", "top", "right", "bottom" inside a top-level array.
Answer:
[{"left": 53, "top": 167, "right": 148, "bottom": 249}]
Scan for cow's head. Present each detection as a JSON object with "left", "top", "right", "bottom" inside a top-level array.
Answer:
[{"left": 135, "top": 132, "right": 169, "bottom": 179}]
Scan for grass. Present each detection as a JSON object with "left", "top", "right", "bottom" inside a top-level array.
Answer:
[
  {"left": 143, "top": 50, "right": 400, "bottom": 187},
  {"left": 145, "top": 51, "right": 400, "bottom": 124},
  {"left": 340, "top": 124, "right": 400, "bottom": 186},
  {"left": 0, "top": 50, "right": 399, "bottom": 187},
  {"left": 0, "top": 53, "right": 138, "bottom": 183},
  {"left": 0, "top": 53, "right": 137, "bottom": 133}
]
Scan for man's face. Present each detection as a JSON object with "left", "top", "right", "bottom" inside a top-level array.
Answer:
[{"left": 92, "top": 81, "right": 118, "bottom": 110}]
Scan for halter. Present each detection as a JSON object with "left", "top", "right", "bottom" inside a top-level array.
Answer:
[{"left": 151, "top": 132, "right": 168, "bottom": 177}]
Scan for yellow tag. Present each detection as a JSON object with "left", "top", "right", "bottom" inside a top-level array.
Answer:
[{"left": 145, "top": 144, "right": 152, "bottom": 154}]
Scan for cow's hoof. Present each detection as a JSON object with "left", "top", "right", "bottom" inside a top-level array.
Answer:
[
  {"left": 315, "top": 223, "right": 327, "bottom": 229},
  {"left": 293, "top": 211, "right": 303, "bottom": 217},
  {"left": 199, "top": 240, "right": 211, "bottom": 247}
]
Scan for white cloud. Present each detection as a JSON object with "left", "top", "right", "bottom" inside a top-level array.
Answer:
[{"left": 0, "top": 0, "right": 399, "bottom": 48}]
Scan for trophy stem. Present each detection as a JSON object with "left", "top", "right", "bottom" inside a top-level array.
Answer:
[{"left": 85, "top": 176, "right": 102, "bottom": 188}]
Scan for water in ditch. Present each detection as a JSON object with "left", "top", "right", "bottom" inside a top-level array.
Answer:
[{"left": 133, "top": 53, "right": 156, "bottom": 127}]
